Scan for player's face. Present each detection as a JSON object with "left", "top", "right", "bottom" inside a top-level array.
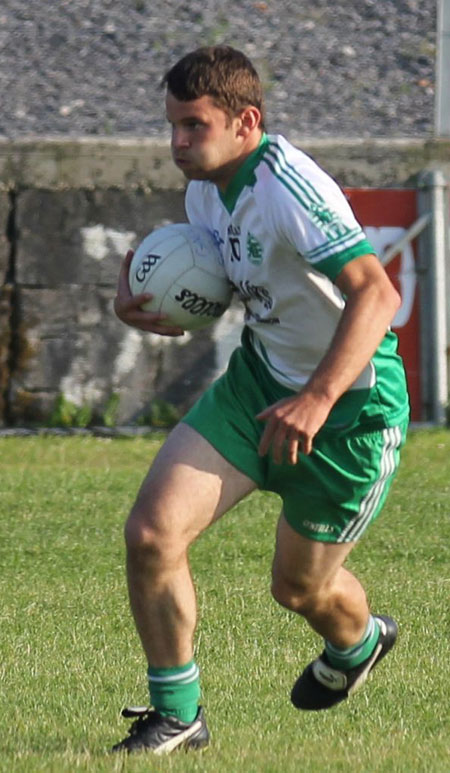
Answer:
[{"left": 166, "top": 92, "right": 249, "bottom": 191}]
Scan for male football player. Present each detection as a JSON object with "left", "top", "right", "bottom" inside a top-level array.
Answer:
[{"left": 112, "top": 46, "right": 409, "bottom": 754}]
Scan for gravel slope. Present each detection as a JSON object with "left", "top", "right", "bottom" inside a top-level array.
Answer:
[{"left": 0, "top": 0, "right": 436, "bottom": 139}]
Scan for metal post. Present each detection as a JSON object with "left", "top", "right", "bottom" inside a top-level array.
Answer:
[
  {"left": 436, "top": 0, "right": 450, "bottom": 136},
  {"left": 417, "top": 169, "right": 449, "bottom": 424}
]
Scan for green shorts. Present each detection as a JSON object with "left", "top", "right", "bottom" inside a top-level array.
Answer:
[{"left": 182, "top": 340, "right": 408, "bottom": 543}]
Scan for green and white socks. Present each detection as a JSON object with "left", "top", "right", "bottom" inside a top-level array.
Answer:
[
  {"left": 148, "top": 659, "right": 200, "bottom": 723},
  {"left": 147, "top": 618, "right": 380, "bottom": 720},
  {"left": 325, "top": 615, "right": 380, "bottom": 670}
]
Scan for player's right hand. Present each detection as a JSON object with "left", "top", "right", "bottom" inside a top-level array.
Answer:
[{"left": 114, "top": 250, "right": 185, "bottom": 337}]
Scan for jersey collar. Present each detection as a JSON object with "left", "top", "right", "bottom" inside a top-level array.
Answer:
[{"left": 219, "top": 133, "right": 269, "bottom": 214}]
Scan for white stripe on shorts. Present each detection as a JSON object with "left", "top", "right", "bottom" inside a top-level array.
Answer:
[{"left": 337, "top": 426, "right": 402, "bottom": 543}]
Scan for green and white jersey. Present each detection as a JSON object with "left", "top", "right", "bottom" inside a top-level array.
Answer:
[{"left": 185, "top": 133, "right": 409, "bottom": 430}]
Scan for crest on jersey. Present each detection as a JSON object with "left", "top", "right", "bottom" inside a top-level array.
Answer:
[{"left": 246, "top": 232, "right": 264, "bottom": 265}]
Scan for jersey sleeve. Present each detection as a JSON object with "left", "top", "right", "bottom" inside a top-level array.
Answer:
[{"left": 261, "top": 148, "right": 376, "bottom": 281}]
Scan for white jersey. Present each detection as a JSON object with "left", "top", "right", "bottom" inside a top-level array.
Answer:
[{"left": 185, "top": 134, "right": 385, "bottom": 393}]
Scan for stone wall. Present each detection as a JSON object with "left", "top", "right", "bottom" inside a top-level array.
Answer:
[
  {"left": 4, "top": 185, "right": 219, "bottom": 425},
  {"left": 0, "top": 190, "right": 11, "bottom": 422},
  {"left": 0, "top": 137, "right": 449, "bottom": 426}
]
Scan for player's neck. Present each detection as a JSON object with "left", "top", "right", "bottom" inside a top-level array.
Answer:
[{"left": 215, "top": 131, "right": 263, "bottom": 192}]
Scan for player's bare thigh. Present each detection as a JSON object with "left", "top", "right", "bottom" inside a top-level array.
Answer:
[{"left": 127, "top": 422, "right": 257, "bottom": 548}]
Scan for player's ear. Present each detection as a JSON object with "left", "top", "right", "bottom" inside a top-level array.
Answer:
[{"left": 236, "top": 106, "right": 261, "bottom": 137}]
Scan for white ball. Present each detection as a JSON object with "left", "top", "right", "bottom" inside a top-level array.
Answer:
[{"left": 129, "top": 224, "right": 233, "bottom": 331}]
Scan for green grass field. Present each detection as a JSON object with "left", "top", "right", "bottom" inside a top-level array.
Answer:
[{"left": 1, "top": 429, "right": 449, "bottom": 772}]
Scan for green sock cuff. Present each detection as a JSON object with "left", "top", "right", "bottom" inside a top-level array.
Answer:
[
  {"left": 325, "top": 616, "right": 380, "bottom": 670},
  {"left": 148, "top": 659, "right": 196, "bottom": 678},
  {"left": 148, "top": 660, "right": 200, "bottom": 723}
]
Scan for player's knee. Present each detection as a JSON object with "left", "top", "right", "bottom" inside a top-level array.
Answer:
[
  {"left": 271, "top": 573, "right": 324, "bottom": 616},
  {"left": 124, "top": 508, "right": 181, "bottom": 571},
  {"left": 125, "top": 514, "right": 155, "bottom": 553}
]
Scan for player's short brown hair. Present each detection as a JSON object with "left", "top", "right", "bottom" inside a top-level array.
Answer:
[{"left": 162, "top": 45, "right": 266, "bottom": 129}]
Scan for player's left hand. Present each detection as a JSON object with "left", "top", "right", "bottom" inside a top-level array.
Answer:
[
  {"left": 256, "top": 392, "right": 332, "bottom": 463},
  {"left": 114, "top": 250, "right": 185, "bottom": 336}
]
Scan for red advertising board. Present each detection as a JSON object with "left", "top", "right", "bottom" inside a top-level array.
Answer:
[{"left": 345, "top": 189, "right": 421, "bottom": 421}]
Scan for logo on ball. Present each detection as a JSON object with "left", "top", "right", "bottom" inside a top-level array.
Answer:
[
  {"left": 135, "top": 253, "right": 162, "bottom": 282},
  {"left": 174, "top": 288, "right": 228, "bottom": 318}
]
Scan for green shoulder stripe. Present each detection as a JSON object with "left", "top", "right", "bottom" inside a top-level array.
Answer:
[
  {"left": 265, "top": 141, "right": 324, "bottom": 207},
  {"left": 263, "top": 141, "right": 366, "bottom": 261},
  {"left": 262, "top": 152, "right": 312, "bottom": 212}
]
